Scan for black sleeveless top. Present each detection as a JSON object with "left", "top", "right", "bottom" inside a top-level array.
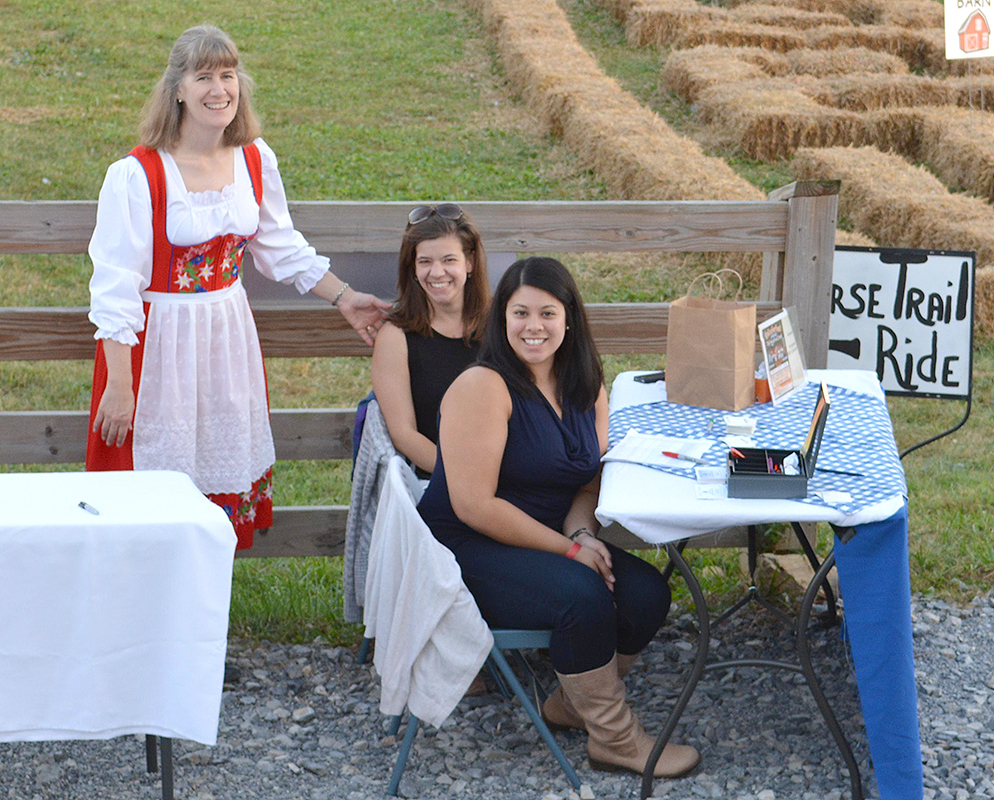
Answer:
[{"left": 406, "top": 330, "right": 479, "bottom": 475}]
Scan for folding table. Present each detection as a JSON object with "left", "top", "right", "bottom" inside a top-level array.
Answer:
[
  {"left": 0, "top": 470, "right": 237, "bottom": 799},
  {"left": 596, "top": 369, "right": 922, "bottom": 800}
]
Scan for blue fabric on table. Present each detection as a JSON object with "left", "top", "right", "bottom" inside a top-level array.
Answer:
[
  {"left": 836, "top": 502, "right": 923, "bottom": 800},
  {"left": 608, "top": 382, "right": 907, "bottom": 516}
]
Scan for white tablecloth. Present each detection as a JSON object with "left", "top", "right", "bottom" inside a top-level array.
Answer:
[
  {"left": 596, "top": 369, "right": 906, "bottom": 543},
  {"left": 0, "top": 470, "right": 236, "bottom": 745}
]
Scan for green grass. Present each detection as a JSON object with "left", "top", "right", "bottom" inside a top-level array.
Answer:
[{"left": 3, "top": 0, "right": 993, "bottom": 645}]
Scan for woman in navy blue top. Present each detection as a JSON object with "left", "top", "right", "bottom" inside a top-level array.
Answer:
[{"left": 418, "top": 257, "right": 700, "bottom": 779}]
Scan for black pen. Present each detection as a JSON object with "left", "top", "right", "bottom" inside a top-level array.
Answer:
[
  {"left": 78, "top": 501, "right": 100, "bottom": 516},
  {"left": 816, "top": 467, "right": 864, "bottom": 478}
]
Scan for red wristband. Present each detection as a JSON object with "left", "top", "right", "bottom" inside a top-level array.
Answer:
[{"left": 565, "top": 542, "right": 582, "bottom": 560}]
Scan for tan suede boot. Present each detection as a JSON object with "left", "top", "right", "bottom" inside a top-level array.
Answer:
[
  {"left": 542, "top": 652, "right": 640, "bottom": 731},
  {"left": 556, "top": 654, "right": 700, "bottom": 778}
]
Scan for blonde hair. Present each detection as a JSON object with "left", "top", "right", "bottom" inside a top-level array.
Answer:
[{"left": 138, "top": 25, "right": 261, "bottom": 150}]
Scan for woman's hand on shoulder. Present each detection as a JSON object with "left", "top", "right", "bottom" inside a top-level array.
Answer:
[{"left": 337, "top": 288, "right": 392, "bottom": 346}]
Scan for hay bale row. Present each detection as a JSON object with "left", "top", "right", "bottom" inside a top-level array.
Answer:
[
  {"left": 685, "top": 71, "right": 994, "bottom": 160},
  {"left": 792, "top": 145, "right": 994, "bottom": 269},
  {"left": 727, "top": 4, "right": 852, "bottom": 30},
  {"left": 695, "top": 80, "right": 864, "bottom": 161},
  {"left": 864, "top": 106, "right": 994, "bottom": 203},
  {"left": 793, "top": 144, "right": 994, "bottom": 335},
  {"left": 662, "top": 45, "right": 907, "bottom": 104},
  {"left": 465, "top": 0, "right": 763, "bottom": 206}
]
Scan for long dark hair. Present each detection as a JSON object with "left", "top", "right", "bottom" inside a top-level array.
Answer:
[
  {"left": 389, "top": 210, "right": 489, "bottom": 343},
  {"left": 479, "top": 257, "right": 603, "bottom": 410}
]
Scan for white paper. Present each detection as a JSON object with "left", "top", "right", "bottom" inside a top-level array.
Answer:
[
  {"left": 722, "top": 435, "right": 755, "bottom": 448},
  {"left": 603, "top": 430, "right": 712, "bottom": 470}
]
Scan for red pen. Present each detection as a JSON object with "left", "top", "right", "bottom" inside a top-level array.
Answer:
[
  {"left": 662, "top": 451, "right": 706, "bottom": 464},
  {"left": 729, "top": 447, "right": 745, "bottom": 459}
]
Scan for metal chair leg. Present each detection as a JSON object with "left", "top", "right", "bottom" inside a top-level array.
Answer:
[
  {"left": 387, "top": 713, "right": 404, "bottom": 737},
  {"left": 488, "top": 645, "right": 581, "bottom": 789},
  {"left": 387, "top": 714, "right": 420, "bottom": 796},
  {"left": 357, "top": 636, "right": 372, "bottom": 665}
]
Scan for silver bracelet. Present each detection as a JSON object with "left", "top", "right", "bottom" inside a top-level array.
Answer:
[
  {"left": 569, "top": 527, "right": 594, "bottom": 542},
  {"left": 331, "top": 282, "right": 350, "bottom": 307}
]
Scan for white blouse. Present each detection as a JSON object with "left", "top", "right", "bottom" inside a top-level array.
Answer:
[{"left": 88, "top": 138, "right": 329, "bottom": 345}]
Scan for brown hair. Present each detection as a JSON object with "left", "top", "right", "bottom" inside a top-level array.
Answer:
[
  {"left": 389, "top": 210, "right": 490, "bottom": 342},
  {"left": 138, "top": 25, "right": 261, "bottom": 150}
]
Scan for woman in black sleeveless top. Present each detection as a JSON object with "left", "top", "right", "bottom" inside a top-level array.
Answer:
[{"left": 371, "top": 205, "right": 489, "bottom": 478}]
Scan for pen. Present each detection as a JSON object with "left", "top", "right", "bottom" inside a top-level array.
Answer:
[
  {"left": 816, "top": 467, "right": 865, "bottom": 478},
  {"left": 662, "top": 451, "right": 707, "bottom": 464},
  {"left": 78, "top": 501, "right": 100, "bottom": 516},
  {"left": 729, "top": 447, "right": 745, "bottom": 459}
]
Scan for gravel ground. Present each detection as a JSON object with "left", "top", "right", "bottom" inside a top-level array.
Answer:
[{"left": 2, "top": 590, "right": 991, "bottom": 800}]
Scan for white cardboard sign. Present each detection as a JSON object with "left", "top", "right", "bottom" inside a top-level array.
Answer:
[
  {"left": 945, "top": 0, "right": 994, "bottom": 60},
  {"left": 828, "top": 247, "right": 974, "bottom": 399}
]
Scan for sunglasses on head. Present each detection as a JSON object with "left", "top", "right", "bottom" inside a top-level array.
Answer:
[{"left": 407, "top": 203, "right": 464, "bottom": 225}]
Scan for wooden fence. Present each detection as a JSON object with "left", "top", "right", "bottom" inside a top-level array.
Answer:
[{"left": 0, "top": 182, "right": 839, "bottom": 556}]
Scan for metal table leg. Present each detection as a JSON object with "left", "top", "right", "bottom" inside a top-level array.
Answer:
[
  {"left": 641, "top": 538, "right": 864, "bottom": 800},
  {"left": 641, "top": 542, "right": 710, "bottom": 800},
  {"left": 797, "top": 552, "right": 863, "bottom": 800},
  {"left": 145, "top": 734, "right": 158, "bottom": 772},
  {"left": 160, "top": 737, "right": 174, "bottom": 800}
]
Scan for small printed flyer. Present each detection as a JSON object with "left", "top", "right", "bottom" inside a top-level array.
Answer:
[{"left": 758, "top": 309, "right": 806, "bottom": 404}]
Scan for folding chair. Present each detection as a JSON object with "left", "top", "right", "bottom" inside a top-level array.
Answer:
[
  {"left": 385, "top": 627, "right": 580, "bottom": 795},
  {"left": 362, "top": 457, "right": 581, "bottom": 796}
]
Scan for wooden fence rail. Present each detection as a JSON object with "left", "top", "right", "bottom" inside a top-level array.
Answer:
[{"left": 0, "top": 185, "right": 839, "bottom": 557}]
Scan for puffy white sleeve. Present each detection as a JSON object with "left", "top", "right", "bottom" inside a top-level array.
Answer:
[
  {"left": 249, "top": 138, "right": 330, "bottom": 294},
  {"left": 87, "top": 157, "right": 153, "bottom": 345}
]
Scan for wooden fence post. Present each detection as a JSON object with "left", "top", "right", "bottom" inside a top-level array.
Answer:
[{"left": 766, "top": 180, "right": 840, "bottom": 370}]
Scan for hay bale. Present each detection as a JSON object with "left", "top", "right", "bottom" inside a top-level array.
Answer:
[
  {"left": 862, "top": 106, "right": 994, "bottom": 202},
  {"left": 662, "top": 44, "right": 910, "bottom": 103},
  {"left": 805, "top": 73, "right": 994, "bottom": 112},
  {"left": 784, "top": 46, "right": 907, "bottom": 76},
  {"left": 695, "top": 78, "right": 864, "bottom": 160},
  {"left": 805, "top": 25, "right": 947, "bottom": 74},
  {"left": 976, "top": 266, "right": 994, "bottom": 338},
  {"left": 792, "top": 146, "right": 994, "bottom": 273},
  {"left": 662, "top": 47, "right": 773, "bottom": 103},
  {"left": 835, "top": 229, "right": 877, "bottom": 247},
  {"left": 670, "top": 21, "right": 808, "bottom": 52},
  {"left": 623, "top": 0, "right": 715, "bottom": 47},
  {"left": 728, "top": 3, "right": 852, "bottom": 30}
]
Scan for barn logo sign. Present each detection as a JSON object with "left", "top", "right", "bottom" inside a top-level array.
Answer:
[
  {"left": 827, "top": 247, "right": 974, "bottom": 399},
  {"left": 947, "top": 1, "right": 994, "bottom": 59}
]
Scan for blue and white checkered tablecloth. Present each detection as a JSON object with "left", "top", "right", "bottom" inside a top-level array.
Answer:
[{"left": 608, "top": 382, "right": 906, "bottom": 516}]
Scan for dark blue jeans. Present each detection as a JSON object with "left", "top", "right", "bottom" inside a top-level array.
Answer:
[{"left": 434, "top": 531, "right": 671, "bottom": 674}]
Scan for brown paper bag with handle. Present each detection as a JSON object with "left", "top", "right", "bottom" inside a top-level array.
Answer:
[{"left": 665, "top": 270, "right": 756, "bottom": 411}]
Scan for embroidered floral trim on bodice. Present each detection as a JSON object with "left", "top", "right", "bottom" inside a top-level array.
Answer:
[{"left": 169, "top": 233, "right": 254, "bottom": 292}]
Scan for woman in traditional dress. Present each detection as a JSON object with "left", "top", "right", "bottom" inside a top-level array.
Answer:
[
  {"left": 86, "top": 24, "right": 390, "bottom": 549},
  {"left": 371, "top": 204, "right": 489, "bottom": 478}
]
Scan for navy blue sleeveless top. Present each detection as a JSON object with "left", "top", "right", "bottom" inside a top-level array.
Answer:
[{"left": 417, "top": 374, "right": 601, "bottom": 543}]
